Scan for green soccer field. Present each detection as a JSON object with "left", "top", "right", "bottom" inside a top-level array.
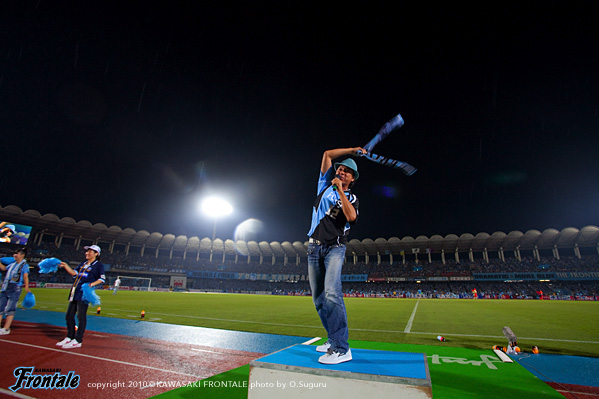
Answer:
[{"left": 29, "top": 288, "right": 599, "bottom": 357}]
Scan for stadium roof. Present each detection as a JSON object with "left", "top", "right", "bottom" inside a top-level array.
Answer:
[{"left": 2, "top": 204, "right": 598, "bottom": 259}]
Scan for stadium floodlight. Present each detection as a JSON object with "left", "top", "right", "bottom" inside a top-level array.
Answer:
[
  {"left": 200, "top": 196, "right": 233, "bottom": 241},
  {"left": 201, "top": 196, "right": 233, "bottom": 218}
]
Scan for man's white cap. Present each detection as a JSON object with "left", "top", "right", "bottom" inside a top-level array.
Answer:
[{"left": 84, "top": 245, "right": 101, "bottom": 254}]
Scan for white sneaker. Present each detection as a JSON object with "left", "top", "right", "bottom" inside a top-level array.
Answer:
[
  {"left": 62, "top": 339, "right": 82, "bottom": 349},
  {"left": 319, "top": 349, "right": 352, "bottom": 364},
  {"left": 316, "top": 341, "right": 331, "bottom": 353},
  {"left": 56, "top": 338, "right": 72, "bottom": 346},
  {"left": 0, "top": 328, "right": 10, "bottom": 335}
]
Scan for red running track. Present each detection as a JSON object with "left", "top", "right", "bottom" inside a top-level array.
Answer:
[
  {"left": 549, "top": 383, "right": 599, "bottom": 399},
  {"left": 0, "top": 320, "right": 263, "bottom": 398}
]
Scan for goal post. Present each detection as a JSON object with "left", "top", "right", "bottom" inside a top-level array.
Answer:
[{"left": 117, "top": 276, "right": 152, "bottom": 291}]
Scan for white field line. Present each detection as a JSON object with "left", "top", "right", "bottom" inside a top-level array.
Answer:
[
  {"left": 0, "top": 388, "right": 37, "bottom": 398},
  {"left": 493, "top": 349, "right": 513, "bottom": 362},
  {"left": 404, "top": 298, "right": 420, "bottom": 333},
  {"left": 33, "top": 301, "right": 599, "bottom": 345},
  {"left": 0, "top": 339, "right": 203, "bottom": 379},
  {"left": 301, "top": 337, "right": 322, "bottom": 345}
]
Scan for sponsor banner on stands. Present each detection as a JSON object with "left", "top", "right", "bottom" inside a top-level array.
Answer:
[
  {"left": 575, "top": 295, "right": 598, "bottom": 301},
  {"left": 186, "top": 270, "right": 301, "bottom": 282},
  {"left": 555, "top": 272, "right": 599, "bottom": 280},
  {"left": 474, "top": 272, "right": 599, "bottom": 281},
  {"left": 386, "top": 277, "right": 407, "bottom": 282},
  {"left": 474, "top": 272, "right": 552, "bottom": 281},
  {"left": 340, "top": 274, "right": 368, "bottom": 282},
  {"left": 44, "top": 283, "right": 72, "bottom": 289},
  {"left": 450, "top": 276, "right": 472, "bottom": 281},
  {"left": 370, "top": 276, "right": 472, "bottom": 282}
]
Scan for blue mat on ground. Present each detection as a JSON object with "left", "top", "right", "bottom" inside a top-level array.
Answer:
[
  {"left": 513, "top": 353, "right": 599, "bottom": 388},
  {"left": 254, "top": 344, "right": 429, "bottom": 380},
  {"left": 15, "top": 309, "right": 310, "bottom": 354}
]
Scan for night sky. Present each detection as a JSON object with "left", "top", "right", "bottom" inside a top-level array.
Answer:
[{"left": 2, "top": 1, "right": 598, "bottom": 243}]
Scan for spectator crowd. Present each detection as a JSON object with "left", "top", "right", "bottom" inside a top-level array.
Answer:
[{"left": 4, "top": 241, "right": 598, "bottom": 300}]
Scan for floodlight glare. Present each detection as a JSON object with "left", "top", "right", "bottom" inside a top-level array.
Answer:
[{"left": 201, "top": 197, "right": 233, "bottom": 218}]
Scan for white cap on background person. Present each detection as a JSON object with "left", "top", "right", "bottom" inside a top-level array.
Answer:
[{"left": 84, "top": 245, "right": 101, "bottom": 254}]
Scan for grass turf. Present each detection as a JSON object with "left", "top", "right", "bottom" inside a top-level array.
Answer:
[{"left": 28, "top": 288, "right": 599, "bottom": 357}]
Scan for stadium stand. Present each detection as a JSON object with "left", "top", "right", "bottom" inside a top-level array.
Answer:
[{"left": 1, "top": 204, "right": 598, "bottom": 299}]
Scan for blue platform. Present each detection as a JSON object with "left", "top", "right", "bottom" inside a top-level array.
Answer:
[
  {"left": 249, "top": 344, "right": 432, "bottom": 399},
  {"left": 253, "top": 344, "right": 430, "bottom": 381}
]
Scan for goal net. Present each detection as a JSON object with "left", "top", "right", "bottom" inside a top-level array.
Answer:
[{"left": 117, "top": 276, "right": 152, "bottom": 291}]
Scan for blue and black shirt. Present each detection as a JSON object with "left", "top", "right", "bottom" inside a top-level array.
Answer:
[
  {"left": 68, "top": 260, "right": 106, "bottom": 302},
  {"left": 308, "top": 166, "right": 359, "bottom": 246}
]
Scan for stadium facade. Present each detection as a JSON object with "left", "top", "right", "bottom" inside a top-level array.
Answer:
[{"left": 1, "top": 204, "right": 597, "bottom": 266}]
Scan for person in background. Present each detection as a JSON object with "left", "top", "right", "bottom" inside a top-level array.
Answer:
[
  {"left": 56, "top": 245, "right": 105, "bottom": 349},
  {"left": 113, "top": 277, "right": 121, "bottom": 295},
  {"left": 0, "top": 247, "right": 30, "bottom": 334}
]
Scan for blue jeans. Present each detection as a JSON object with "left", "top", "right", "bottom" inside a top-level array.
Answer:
[
  {"left": 308, "top": 243, "right": 349, "bottom": 353},
  {"left": 0, "top": 284, "right": 22, "bottom": 317}
]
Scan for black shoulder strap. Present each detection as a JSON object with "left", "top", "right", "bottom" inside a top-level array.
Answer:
[{"left": 313, "top": 184, "right": 333, "bottom": 209}]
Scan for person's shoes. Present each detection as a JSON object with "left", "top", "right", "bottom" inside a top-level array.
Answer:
[
  {"left": 62, "top": 339, "right": 82, "bottom": 349},
  {"left": 319, "top": 349, "right": 352, "bottom": 364},
  {"left": 56, "top": 338, "right": 72, "bottom": 346},
  {"left": 315, "top": 341, "right": 331, "bottom": 353},
  {"left": 0, "top": 328, "right": 10, "bottom": 335}
]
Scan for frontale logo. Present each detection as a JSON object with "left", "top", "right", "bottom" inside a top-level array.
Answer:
[{"left": 9, "top": 367, "right": 80, "bottom": 392}]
